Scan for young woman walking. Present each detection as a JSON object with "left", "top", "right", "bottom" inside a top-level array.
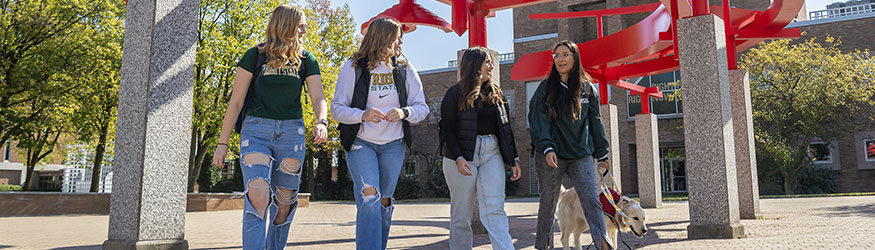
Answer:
[
  {"left": 331, "top": 17, "right": 429, "bottom": 250},
  {"left": 529, "top": 40, "right": 614, "bottom": 250},
  {"left": 212, "top": 4, "right": 328, "bottom": 250},
  {"left": 439, "top": 46, "right": 522, "bottom": 250}
]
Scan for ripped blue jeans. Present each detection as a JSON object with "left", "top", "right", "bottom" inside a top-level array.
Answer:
[
  {"left": 345, "top": 138, "right": 406, "bottom": 250},
  {"left": 239, "top": 115, "right": 306, "bottom": 250}
]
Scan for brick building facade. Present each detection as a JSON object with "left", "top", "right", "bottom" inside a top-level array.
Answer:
[{"left": 410, "top": 0, "right": 875, "bottom": 196}]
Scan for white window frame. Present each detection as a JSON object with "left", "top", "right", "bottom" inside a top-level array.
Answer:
[
  {"left": 865, "top": 139, "right": 875, "bottom": 162},
  {"left": 404, "top": 160, "right": 416, "bottom": 177}
]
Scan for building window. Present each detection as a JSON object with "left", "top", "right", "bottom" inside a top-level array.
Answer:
[
  {"left": 626, "top": 71, "right": 683, "bottom": 118},
  {"left": 865, "top": 139, "right": 875, "bottom": 162},
  {"left": 404, "top": 161, "right": 416, "bottom": 177},
  {"left": 3, "top": 142, "right": 10, "bottom": 161},
  {"left": 809, "top": 142, "right": 832, "bottom": 163},
  {"left": 660, "top": 147, "right": 687, "bottom": 192},
  {"left": 525, "top": 81, "right": 540, "bottom": 128}
]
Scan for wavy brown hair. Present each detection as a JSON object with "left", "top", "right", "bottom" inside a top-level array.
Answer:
[
  {"left": 458, "top": 47, "right": 504, "bottom": 111},
  {"left": 352, "top": 18, "right": 403, "bottom": 70},
  {"left": 544, "top": 40, "right": 594, "bottom": 120},
  {"left": 261, "top": 4, "right": 306, "bottom": 70}
]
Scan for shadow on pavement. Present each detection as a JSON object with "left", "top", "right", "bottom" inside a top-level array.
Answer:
[
  {"left": 819, "top": 203, "right": 875, "bottom": 217},
  {"left": 50, "top": 246, "right": 99, "bottom": 250}
]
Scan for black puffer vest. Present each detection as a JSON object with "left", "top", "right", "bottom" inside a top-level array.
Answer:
[
  {"left": 338, "top": 57, "right": 411, "bottom": 151},
  {"left": 440, "top": 85, "right": 519, "bottom": 166}
]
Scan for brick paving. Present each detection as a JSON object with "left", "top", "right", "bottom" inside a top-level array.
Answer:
[{"left": 0, "top": 195, "right": 873, "bottom": 249}]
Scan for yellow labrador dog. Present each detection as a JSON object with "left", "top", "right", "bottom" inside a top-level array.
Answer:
[{"left": 556, "top": 177, "right": 648, "bottom": 249}]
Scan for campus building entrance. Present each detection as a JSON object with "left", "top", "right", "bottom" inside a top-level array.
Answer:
[{"left": 660, "top": 147, "right": 687, "bottom": 192}]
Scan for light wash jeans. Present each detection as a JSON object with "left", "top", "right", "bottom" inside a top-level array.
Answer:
[
  {"left": 345, "top": 138, "right": 406, "bottom": 250},
  {"left": 535, "top": 155, "right": 612, "bottom": 250},
  {"left": 443, "top": 135, "right": 515, "bottom": 250},
  {"left": 238, "top": 115, "right": 306, "bottom": 250}
]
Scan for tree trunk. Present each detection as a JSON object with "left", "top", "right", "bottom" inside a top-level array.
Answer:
[
  {"left": 189, "top": 139, "right": 210, "bottom": 192},
  {"left": 89, "top": 124, "right": 109, "bottom": 192},
  {"left": 305, "top": 154, "right": 315, "bottom": 193},
  {"left": 22, "top": 161, "right": 35, "bottom": 191},
  {"left": 187, "top": 128, "right": 199, "bottom": 192}
]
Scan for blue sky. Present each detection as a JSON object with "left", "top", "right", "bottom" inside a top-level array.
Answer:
[{"left": 329, "top": 0, "right": 840, "bottom": 70}]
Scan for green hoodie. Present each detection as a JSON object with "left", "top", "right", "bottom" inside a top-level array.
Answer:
[{"left": 528, "top": 80, "right": 609, "bottom": 160}]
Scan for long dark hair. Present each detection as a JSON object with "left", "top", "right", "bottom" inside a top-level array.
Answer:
[
  {"left": 458, "top": 46, "right": 504, "bottom": 111},
  {"left": 544, "top": 41, "right": 593, "bottom": 120}
]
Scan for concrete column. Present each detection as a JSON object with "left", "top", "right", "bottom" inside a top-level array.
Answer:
[
  {"left": 600, "top": 104, "right": 622, "bottom": 192},
  {"left": 635, "top": 113, "right": 661, "bottom": 208},
  {"left": 729, "top": 69, "right": 760, "bottom": 219},
  {"left": 451, "top": 48, "right": 501, "bottom": 234},
  {"left": 103, "top": 0, "right": 197, "bottom": 249},
  {"left": 678, "top": 14, "right": 744, "bottom": 239}
]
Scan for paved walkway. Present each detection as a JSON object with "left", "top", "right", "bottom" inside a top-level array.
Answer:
[{"left": 1, "top": 196, "right": 874, "bottom": 249}]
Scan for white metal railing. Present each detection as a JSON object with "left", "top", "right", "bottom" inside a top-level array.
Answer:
[
  {"left": 448, "top": 52, "right": 514, "bottom": 68},
  {"left": 810, "top": 3, "right": 875, "bottom": 20}
]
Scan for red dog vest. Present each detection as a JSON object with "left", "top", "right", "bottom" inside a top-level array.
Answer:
[{"left": 600, "top": 188, "right": 622, "bottom": 224}]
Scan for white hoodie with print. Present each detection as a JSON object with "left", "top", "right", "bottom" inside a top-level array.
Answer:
[{"left": 331, "top": 60, "right": 429, "bottom": 145}]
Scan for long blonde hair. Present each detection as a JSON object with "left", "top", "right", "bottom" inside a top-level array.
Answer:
[
  {"left": 261, "top": 4, "right": 305, "bottom": 70},
  {"left": 352, "top": 18, "right": 402, "bottom": 71}
]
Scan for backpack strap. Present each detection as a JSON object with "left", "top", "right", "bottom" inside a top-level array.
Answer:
[
  {"left": 251, "top": 50, "right": 266, "bottom": 110},
  {"left": 392, "top": 58, "right": 412, "bottom": 148},
  {"left": 299, "top": 55, "right": 310, "bottom": 104}
]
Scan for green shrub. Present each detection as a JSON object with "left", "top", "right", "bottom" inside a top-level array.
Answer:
[
  {"left": 796, "top": 166, "right": 838, "bottom": 194},
  {"left": 0, "top": 185, "right": 22, "bottom": 191},
  {"left": 394, "top": 175, "right": 421, "bottom": 200},
  {"left": 505, "top": 168, "right": 519, "bottom": 196}
]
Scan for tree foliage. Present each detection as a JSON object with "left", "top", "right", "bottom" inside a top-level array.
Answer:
[
  {"left": 741, "top": 35, "right": 875, "bottom": 194},
  {"left": 300, "top": 0, "right": 358, "bottom": 153},
  {"left": 0, "top": 0, "right": 111, "bottom": 149},
  {"left": 1, "top": 0, "right": 122, "bottom": 190}
]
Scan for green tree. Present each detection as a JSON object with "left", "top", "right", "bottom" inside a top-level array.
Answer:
[
  {"left": 0, "top": 0, "right": 109, "bottom": 150},
  {"left": 189, "top": 0, "right": 282, "bottom": 191},
  {"left": 741, "top": 35, "right": 875, "bottom": 194},
  {"left": 299, "top": 0, "right": 358, "bottom": 193},
  {"left": 15, "top": 98, "right": 69, "bottom": 191},
  {"left": 68, "top": 1, "right": 125, "bottom": 192}
]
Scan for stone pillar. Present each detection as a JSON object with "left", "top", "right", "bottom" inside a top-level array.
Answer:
[
  {"left": 678, "top": 14, "right": 744, "bottom": 239},
  {"left": 103, "top": 0, "right": 197, "bottom": 249},
  {"left": 635, "top": 113, "right": 661, "bottom": 208},
  {"left": 451, "top": 48, "right": 501, "bottom": 234},
  {"left": 729, "top": 69, "right": 760, "bottom": 219},
  {"left": 600, "top": 104, "right": 622, "bottom": 192}
]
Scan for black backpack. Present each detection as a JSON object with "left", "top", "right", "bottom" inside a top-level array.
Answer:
[{"left": 234, "top": 47, "right": 308, "bottom": 133}]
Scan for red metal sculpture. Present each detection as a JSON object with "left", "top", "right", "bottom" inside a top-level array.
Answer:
[
  {"left": 511, "top": 0, "right": 804, "bottom": 110},
  {"left": 363, "top": 0, "right": 553, "bottom": 46},
  {"left": 363, "top": 0, "right": 803, "bottom": 114}
]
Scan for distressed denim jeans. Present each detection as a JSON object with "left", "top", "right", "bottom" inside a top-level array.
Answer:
[
  {"left": 442, "top": 135, "right": 515, "bottom": 250},
  {"left": 345, "top": 138, "right": 406, "bottom": 250},
  {"left": 239, "top": 115, "right": 306, "bottom": 250},
  {"left": 535, "top": 155, "right": 612, "bottom": 250}
]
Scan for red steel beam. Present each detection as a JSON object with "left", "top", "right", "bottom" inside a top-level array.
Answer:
[{"left": 530, "top": 3, "right": 661, "bottom": 19}]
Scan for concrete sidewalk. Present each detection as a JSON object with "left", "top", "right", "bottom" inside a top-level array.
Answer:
[{"left": 1, "top": 195, "right": 873, "bottom": 249}]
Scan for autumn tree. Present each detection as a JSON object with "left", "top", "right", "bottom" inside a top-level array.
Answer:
[{"left": 741, "top": 35, "right": 875, "bottom": 194}]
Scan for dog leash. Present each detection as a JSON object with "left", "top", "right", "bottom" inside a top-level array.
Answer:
[{"left": 597, "top": 166, "right": 635, "bottom": 250}]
